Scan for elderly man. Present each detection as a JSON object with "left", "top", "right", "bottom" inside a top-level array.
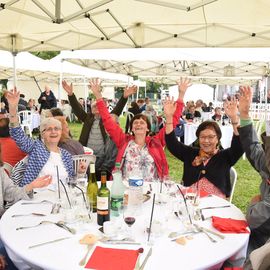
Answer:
[
  {"left": 62, "top": 80, "right": 136, "bottom": 180},
  {"left": 38, "top": 85, "right": 57, "bottom": 112}
]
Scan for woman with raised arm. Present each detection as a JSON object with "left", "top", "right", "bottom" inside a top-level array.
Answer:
[
  {"left": 7, "top": 88, "right": 74, "bottom": 188},
  {"left": 165, "top": 96, "right": 243, "bottom": 198},
  {"left": 90, "top": 77, "right": 190, "bottom": 181}
]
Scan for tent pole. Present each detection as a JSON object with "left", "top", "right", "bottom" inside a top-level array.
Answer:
[
  {"left": 58, "top": 59, "right": 63, "bottom": 104},
  {"left": 84, "top": 76, "right": 88, "bottom": 112},
  {"left": 12, "top": 53, "right": 17, "bottom": 88}
]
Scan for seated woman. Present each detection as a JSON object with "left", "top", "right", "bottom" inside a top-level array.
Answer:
[
  {"left": 90, "top": 77, "right": 190, "bottom": 181},
  {"left": 165, "top": 100, "right": 243, "bottom": 198},
  {"left": 54, "top": 116, "right": 84, "bottom": 156},
  {"left": 0, "top": 145, "right": 51, "bottom": 270},
  {"left": 7, "top": 88, "right": 74, "bottom": 188}
]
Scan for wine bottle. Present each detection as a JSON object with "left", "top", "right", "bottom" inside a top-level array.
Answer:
[
  {"left": 87, "top": 163, "right": 98, "bottom": 213},
  {"left": 111, "top": 162, "right": 125, "bottom": 217},
  {"left": 97, "top": 171, "right": 110, "bottom": 226}
]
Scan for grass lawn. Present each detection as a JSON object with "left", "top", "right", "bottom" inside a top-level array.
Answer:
[{"left": 69, "top": 117, "right": 262, "bottom": 213}]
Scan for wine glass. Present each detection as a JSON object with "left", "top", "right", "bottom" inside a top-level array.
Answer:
[{"left": 123, "top": 206, "right": 137, "bottom": 240}]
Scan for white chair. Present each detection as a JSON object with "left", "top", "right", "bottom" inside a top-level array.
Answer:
[
  {"left": 18, "top": 110, "right": 33, "bottom": 137},
  {"left": 72, "top": 154, "right": 96, "bottom": 179},
  {"left": 229, "top": 167, "right": 237, "bottom": 203},
  {"left": 3, "top": 162, "right": 13, "bottom": 176}
]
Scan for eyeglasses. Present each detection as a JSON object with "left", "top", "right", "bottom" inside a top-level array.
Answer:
[
  {"left": 199, "top": 135, "right": 217, "bottom": 141},
  {"left": 43, "top": 127, "right": 62, "bottom": 133}
]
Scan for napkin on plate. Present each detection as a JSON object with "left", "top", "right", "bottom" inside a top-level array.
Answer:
[
  {"left": 212, "top": 216, "right": 249, "bottom": 233},
  {"left": 85, "top": 246, "right": 140, "bottom": 270}
]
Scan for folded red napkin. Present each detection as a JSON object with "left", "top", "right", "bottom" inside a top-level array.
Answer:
[
  {"left": 212, "top": 216, "right": 249, "bottom": 233},
  {"left": 85, "top": 246, "right": 140, "bottom": 270},
  {"left": 184, "top": 187, "right": 210, "bottom": 198}
]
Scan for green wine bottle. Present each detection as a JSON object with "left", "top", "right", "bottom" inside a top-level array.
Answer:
[
  {"left": 87, "top": 163, "right": 98, "bottom": 213},
  {"left": 97, "top": 171, "right": 110, "bottom": 226}
]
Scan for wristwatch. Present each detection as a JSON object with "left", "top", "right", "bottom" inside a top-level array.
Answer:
[{"left": 9, "top": 121, "right": 20, "bottom": 128}]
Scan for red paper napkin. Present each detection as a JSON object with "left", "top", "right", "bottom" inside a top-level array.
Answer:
[
  {"left": 184, "top": 187, "right": 210, "bottom": 198},
  {"left": 212, "top": 216, "right": 249, "bottom": 233},
  {"left": 85, "top": 246, "right": 139, "bottom": 270}
]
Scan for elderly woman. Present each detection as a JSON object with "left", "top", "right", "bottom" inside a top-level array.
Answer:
[
  {"left": 90, "top": 78, "right": 190, "bottom": 181},
  {"left": 7, "top": 88, "right": 74, "bottom": 188},
  {"left": 165, "top": 98, "right": 243, "bottom": 198}
]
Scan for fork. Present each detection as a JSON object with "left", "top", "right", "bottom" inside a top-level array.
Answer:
[
  {"left": 16, "top": 220, "right": 54, "bottom": 230},
  {"left": 21, "top": 200, "right": 53, "bottom": 205},
  {"left": 12, "top": 213, "right": 46, "bottom": 218},
  {"left": 194, "top": 224, "right": 217, "bottom": 243}
]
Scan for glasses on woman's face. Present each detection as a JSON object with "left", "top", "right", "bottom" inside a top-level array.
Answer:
[
  {"left": 43, "top": 126, "right": 62, "bottom": 133},
  {"left": 199, "top": 135, "right": 217, "bottom": 141}
]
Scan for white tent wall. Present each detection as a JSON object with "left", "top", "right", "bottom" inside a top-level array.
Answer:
[
  {"left": 7, "top": 80, "right": 87, "bottom": 104},
  {"left": 168, "top": 84, "right": 214, "bottom": 104}
]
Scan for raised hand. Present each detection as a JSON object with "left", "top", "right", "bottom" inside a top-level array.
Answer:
[
  {"left": 177, "top": 77, "right": 192, "bottom": 100},
  {"left": 6, "top": 87, "right": 20, "bottom": 107},
  {"left": 62, "top": 80, "right": 73, "bottom": 96},
  {"left": 224, "top": 96, "right": 238, "bottom": 120},
  {"left": 239, "top": 86, "right": 253, "bottom": 119},
  {"left": 124, "top": 85, "right": 137, "bottom": 98},
  {"left": 163, "top": 96, "right": 176, "bottom": 119},
  {"left": 88, "top": 78, "right": 102, "bottom": 99}
]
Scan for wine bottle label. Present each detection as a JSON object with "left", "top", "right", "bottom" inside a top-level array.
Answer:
[
  {"left": 97, "top": 209, "right": 109, "bottom": 215},
  {"left": 97, "top": 196, "right": 109, "bottom": 210},
  {"left": 111, "top": 197, "right": 123, "bottom": 211}
]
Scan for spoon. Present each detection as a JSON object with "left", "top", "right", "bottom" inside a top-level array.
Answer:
[
  {"left": 16, "top": 220, "right": 54, "bottom": 230},
  {"left": 194, "top": 224, "right": 217, "bottom": 243},
  {"left": 79, "top": 244, "right": 93, "bottom": 266},
  {"left": 12, "top": 213, "right": 46, "bottom": 218}
]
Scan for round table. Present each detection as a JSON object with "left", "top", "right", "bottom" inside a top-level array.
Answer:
[{"left": 0, "top": 186, "right": 249, "bottom": 270}]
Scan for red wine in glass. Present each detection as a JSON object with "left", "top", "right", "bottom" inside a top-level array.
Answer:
[{"left": 124, "top": 217, "right": 136, "bottom": 227}]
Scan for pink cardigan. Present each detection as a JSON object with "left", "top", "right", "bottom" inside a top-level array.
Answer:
[{"left": 96, "top": 99, "right": 184, "bottom": 180}]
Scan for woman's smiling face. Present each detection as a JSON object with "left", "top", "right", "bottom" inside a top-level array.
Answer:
[
  {"left": 198, "top": 127, "right": 219, "bottom": 153},
  {"left": 41, "top": 125, "right": 62, "bottom": 144},
  {"left": 132, "top": 118, "right": 149, "bottom": 136}
]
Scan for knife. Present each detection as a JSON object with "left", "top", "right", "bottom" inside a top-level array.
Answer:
[
  {"left": 200, "top": 205, "right": 230, "bottom": 210},
  {"left": 101, "top": 240, "right": 141, "bottom": 245},
  {"left": 28, "top": 237, "right": 70, "bottom": 249},
  {"left": 139, "top": 247, "right": 152, "bottom": 270}
]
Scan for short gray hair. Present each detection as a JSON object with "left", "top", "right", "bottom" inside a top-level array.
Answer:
[{"left": 40, "top": 117, "right": 62, "bottom": 133}]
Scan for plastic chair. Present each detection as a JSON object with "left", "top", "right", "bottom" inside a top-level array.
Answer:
[
  {"left": 72, "top": 154, "right": 96, "bottom": 179},
  {"left": 18, "top": 110, "right": 33, "bottom": 137},
  {"left": 229, "top": 167, "right": 237, "bottom": 203},
  {"left": 3, "top": 162, "right": 13, "bottom": 176}
]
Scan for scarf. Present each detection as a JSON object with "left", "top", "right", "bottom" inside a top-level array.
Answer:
[{"left": 192, "top": 148, "right": 218, "bottom": 167}]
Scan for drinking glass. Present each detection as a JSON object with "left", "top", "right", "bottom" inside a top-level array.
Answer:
[{"left": 123, "top": 205, "right": 137, "bottom": 240}]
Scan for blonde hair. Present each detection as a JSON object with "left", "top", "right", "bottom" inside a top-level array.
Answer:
[
  {"left": 40, "top": 117, "right": 62, "bottom": 133},
  {"left": 54, "top": 116, "right": 70, "bottom": 143}
]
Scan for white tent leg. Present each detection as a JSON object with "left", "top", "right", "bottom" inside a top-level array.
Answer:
[
  {"left": 84, "top": 77, "right": 88, "bottom": 112},
  {"left": 58, "top": 60, "right": 63, "bottom": 103},
  {"left": 12, "top": 53, "right": 17, "bottom": 88}
]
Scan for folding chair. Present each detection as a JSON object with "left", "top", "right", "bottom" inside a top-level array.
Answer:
[
  {"left": 229, "top": 167, "right": 238, "bottom": 203},
  {"left": 18, "top": 110, "right": 33, "bottom": 137},
  {"left": 72, "top": 154, "right": 96, "bottom": 179}
]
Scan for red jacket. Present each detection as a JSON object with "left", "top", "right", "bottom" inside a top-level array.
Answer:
[
  {"left": 0, "top": 137, "right": 27, "bottom": 167},
  {"left": 96, "top": 99, "right": 184, "bottom": 179}
]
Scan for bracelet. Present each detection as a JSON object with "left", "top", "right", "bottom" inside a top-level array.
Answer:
[
  {"left": 231, "top": 122, "right": 239, "bottom": 125},
  {"left": 166, "top": 122, "right": 173, "bottom": 124},
  {"left": 9, "top": 121, "right": 20, "bottom": 128},
  {"left": 8, "top": 113, "right": 17, "bottom": 118}
]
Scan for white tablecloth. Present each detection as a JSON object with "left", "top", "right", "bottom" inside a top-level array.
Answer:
[
  {"left": 184, "top": 123, "right": 233, "bottom": 149},
  {"left": 0, "top": 187, "right": 249, "bottom": 270}
]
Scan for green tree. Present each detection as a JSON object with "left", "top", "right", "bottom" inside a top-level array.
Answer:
[{"left": 31, "top": 51, "right": 59, "bottom": 60}]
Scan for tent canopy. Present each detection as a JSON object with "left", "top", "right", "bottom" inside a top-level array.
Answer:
[{"left": 1, "top": 0, "right": 270, "bottom": 51}]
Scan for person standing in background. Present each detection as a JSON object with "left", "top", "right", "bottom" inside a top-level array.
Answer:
[{"left": 38, "top": 85, "right": 57, "bottom": 112}]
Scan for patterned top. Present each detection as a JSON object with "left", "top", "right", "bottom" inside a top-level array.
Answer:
[
  {"left": 190, "top": 158, "right": 226, "bottom": 199},
  {"left": 190, "top": 177, "right": 226, "bottom": 199},
  {"left": 122, "top": 141, "right": 158, "bottom": 182}
]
